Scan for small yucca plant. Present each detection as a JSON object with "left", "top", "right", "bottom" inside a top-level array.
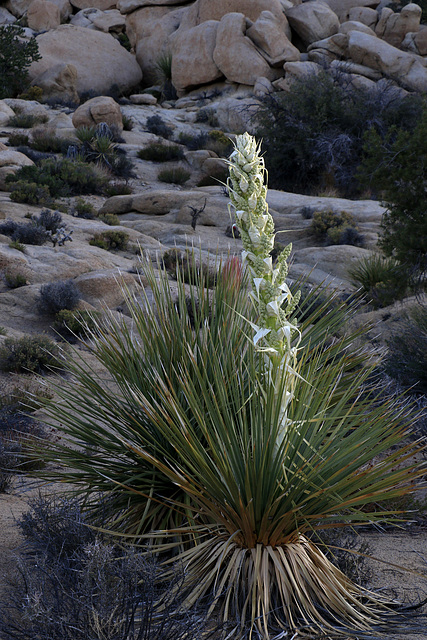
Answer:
[{"left": 34, "top": 137, "right": 426, "bottom": 639}]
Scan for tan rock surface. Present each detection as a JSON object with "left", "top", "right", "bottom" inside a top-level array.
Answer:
[
  {"left": 70, "top": 0, "right": 117, "bottom": 9},
  {"left": 247, "top": 10, "right": 300, "bottom": 66},
  {"left": 171, "top": 21, "right": 222, "bottom": 94},
  {"left": 29, "top": 25, "right": 142, "bottom": 97},
  {"left": 31, "top": 62, "right": 79, "bottom": 105},
  {"left": 27, "top": 0, "right": 61, "bottom": 31},
  {"left": 321, "top": 0, "right": 380, "bottom": 23},
  {"left": 72, "top": 96, "right": 123, "bottom": 131},
  {"left": 285, "top": 1, "right": 340, "bottom": 45},
  {"left": 375, "top": 3, "right": 422, "bottom": 48}
]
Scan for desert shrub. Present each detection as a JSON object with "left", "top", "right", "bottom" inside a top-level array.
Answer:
[
  {"left": 0, "top": 25, "right": 41, "bottom": 99},
  {"left": 10, "top": 221, "right": 49, "bottom": 245},
  {"left": 195, "top": 106, "right": 219, "bottom": 127},
  {"left": 89, "top": 230, "right": 129, "bottom": 251},
  {"left": 257, "top": 69, "right": 424, "bottom": 196},
  {"left": 156, "top": 50, "right": 177, "bottom": 101},
  {"left": 71, "top": 198, "right": 96, "bottom": 219},
  {"left": 358, "top": 105, "right": 427, "bottom": 290},
  {"left": 0, "top": 335, "right": 60, "bottom": 374},
  {"left": 3, "top": 269, "right": 27, "bottom": 289},
  {"left": 145, "top": 114, "right": 173, "bottom": 139},
  {"left": 300, "top": 206, "right": 315, "bottom": 220},
  {"left": 54, "top": 309, "right": 101, "bottom": 341},
  {"left": 18, "top": 85, "right": 43, "bottom": 101},
  {"left": 8, "top": 113, "right": 48, "bottom": 128},
  {"left": 311, "top": 209, "right": 363, "bottom": 245},
  {"left": 348, "top": 253, "right": 408, "bottom": 308},
  {"left": 122, "top": 114, "right": 134, "bottom": 130},
  {"left": 9, "top": 181, "right": 54, "bottom": 207},
  {"left": 75, "top": 125, "right": 97, "bottom": 144},
  {"left": 6, "top": 157, "right": 108, "bottom": 198},
  {"left": 204, "top": 129, "right": 233, "bottom": 156},
  {"left": 38, "top": 280, "right": 81, "bottom": 316},
  {"left": 0, "top": 494, "right": 220, "bottom": 640},
  {"left": 74, "top": 124, "right": 134, "bottom": 178},
  {"left": 8, "top": 240, "right": 25, "bottom": 252},
  {"left": 7, "top": 132, "right": 29, "bottom": 146},
  {"left": 137, "top": 142, "right": 184, "bottom": 162},
  {"left": 178, "top": 131, "right": 208, "bottom": 150},
  {"left": 0, "top": 408, "right": 47, "bottom": 488},
  {"left": 32, "top": 209, "right": 63, "bottom": 233},
  {"left": 385, "top": 305, "right": 427, "bottom": 393},
  {"left": 157, "top": 166, "right": 191, "bottom": 185},
  {"left": 97, "top": 212, "right": 120, "bottom": 226},
  {"left": 29, "top": 130, "right": 73, "bottom": 154},
  {"left": 104, "top": 180, "right": 132, "bottom": 197},
  {"left": 162, "top": 248, "right": 217, "bottom": 288}
]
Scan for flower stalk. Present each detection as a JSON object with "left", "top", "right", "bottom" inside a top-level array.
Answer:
[{"left": 227, "top": 133, "right": 301, "bottom": 436}]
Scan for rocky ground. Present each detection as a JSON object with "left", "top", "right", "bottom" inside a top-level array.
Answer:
[{"left": 0, "top": 95, "right": 426, "bottom": 639}]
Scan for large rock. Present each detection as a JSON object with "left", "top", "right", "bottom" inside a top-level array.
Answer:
[
  {"left": 321, "top": 0, "right": 380, "bottom": 23},
  {"left": 375, "top": 3, "right": 421, "bottom": 48},
  {"left": 247, "top": 10, "right": 299, "bottom": 66},
  {"left": 128, "top": 6, "right": 186, "bottom": 85},
  {"left": 339, "top": 21, "right": 376, "bottom": 37},
  {"left": 402, "top": 26, "right": 427, "bottom": 56},
  {"left": 31, "top": 62, "right": 79, "bottom": 105},
  {"left": 348, "top": 30, "right": 427, "bottom": 92},
  {"left": 4, "top": 0, "right": 33, "bottom": 18},
  {"left": 72, "top": 96, "right": 123, "bottom": 131},
  {"left": 348, "top": 7, "right": 378, "bottom": 29},
  {"left": 29, "top": 25, "right": 142, "bottom": 96},
  {"left": 213, "top": 13, "right": 275, "bottom": 85},
  {"left": 171, "top": 21, "right": 222, "bottom": 93},
  {"left": 0, "top": 101, "right": 15, "bottom": 126},
  {"left": 27, "top": 0, "right": 60, "bottom": 31},
  {"left": 0, "top": 7, "right": 16, "bottom": 23},
  {"left": 49, "top": 0, "right": 73, "bottom": 22},
  {"left": 0, "top": 150, "right": 34, "bottom": 190},
  {"left": 214, "top": 96, "right": 261, "bottom": 133},
  {"left": 118, "top": 0, "right": 184, "bottom": 11},
  {"left": 308, "top": 33, "right": 348, "bottom": 64},
  {"left": 285, "top": 1, "right": 339, "bottom": 46},
  {"left": 177, "top": 0, "right": 287, "bottom": 31},
  {"left": 70, "top": 0, "right": 117, "bottom": 9},
  {"left": 92, "top": 9, "right": 125, "bottom": 32}
]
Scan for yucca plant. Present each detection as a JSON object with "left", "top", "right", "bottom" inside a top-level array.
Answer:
[{"left": 34, "top": 136, "right": 426, "bottom": 638}]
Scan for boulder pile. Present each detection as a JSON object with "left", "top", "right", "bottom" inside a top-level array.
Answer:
[{"left": 1, "top": 0, "right": 426, "bottom": 102}]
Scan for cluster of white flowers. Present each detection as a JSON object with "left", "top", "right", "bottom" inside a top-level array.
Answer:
[{"left": 227, "top": 133, "right": 301, "bottom": 437}]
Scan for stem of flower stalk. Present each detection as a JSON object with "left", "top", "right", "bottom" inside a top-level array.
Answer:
[{"left": 227, "top": 133, "right": 301, "bottom": 442}]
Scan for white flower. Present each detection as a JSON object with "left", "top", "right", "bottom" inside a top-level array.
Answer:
[
  {"left": 240, "top": 177, "right": 249, "bottom": 193},
  {"left": 248, "top": 193, "right": 257, "bottom": 210}
]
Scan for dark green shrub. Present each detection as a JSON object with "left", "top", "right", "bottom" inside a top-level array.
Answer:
[
  {"left": 156, "top": 51, "right": 177, "bottom": 101},
  {"left": 8, "top": 240, "right": 25, "bottom": 252},
  {"left": 162, "top": 248, "right": 217, "bottom": 288},
  {"left": 6, "top": 158, "right": 108, "bottom": 198},
  {"left": 71, "top": 198, "right": 96, "bottom": 219},
  {"left": 145, "top": 114, "right": 173, "bottom": 139},
  {"left": 38, "top": 280, "right": 81, "bottom": 315},
  {"left": 257, "top": 70, "right": 424, "bottom": 196},
  {"left": 385, "top": 305, "right": 427, "bottom": 394},
  {"left": 104, "top": 181, "right": 132, "bottom": 197},
  {"left": 8, "top": 113, "right": 49, "bottom": 128},
  {"left": 32, "top": 209, "right": 63, "bottom": 233},
  {"left": 0, "top": 495, "right": 220, "bottom": 640},
  {"left": 8, "top": 132, "right": 29, "bottom": 146},
  {"left": 97, "top": 213, "right": 120, "bottom": 226},
  {"left": 358, "top": 106, "right": 427, "bottom": 289},
  {"left": 29, "top": 131, "right": 73, "bottom": 154},
  {"left": 311, "top": 210, "right": 363, "bottom": 245},
  {"left": 17, "top": 85, "right": 43, "bottom": 101},
  {"left": 9, "top": 181, "right": 54, "bottom": 207},
  {"left": 0, "top": 25, "right": 41, "bottom": 99},
  {"left": 137, "top": 142, "right": 184, "bottom": 162},
  {"left": 89, "top": 230, "right": 129, "bottom": 251},
  {"left": 178, "top": 131, "right": 208, "bottom": 150},
  {"left": 11, "top": 222, "right": 48, "bottom": 245},
  {"left": 195, "top": 107, "right": 219, "bottom": 127},
  {"left": 54, "top": 309, "right": 100, "bottom": 340},
  {"left": 3, "top": 269, "right": 27, "bottom": 289},
  {"left": 157, "top": 166, "right": 191, "bottom": 185},
  {"left": 122, "top": 114, "right": 134, "bottom": 131},
  {"left": 0, "top": 335, "right": 60, "bottom": 374},
  {"left": 348, "top": 253, "right": 408, "bottom": 308}
]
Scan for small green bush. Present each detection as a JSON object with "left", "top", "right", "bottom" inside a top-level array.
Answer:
[
  {"left": 311, "top": 210, "right": 363, "bottom": 246},
  {"left": 54, "top": 309, "right": 101, "bottom": 340},
  {"left": 97, "top": 213, "right": 120, "bottom": 226},
  {"left": 385, "top": 305, "right": 427, "bottom": 394},
  {"left": 8, "top": 240, "right": 25, "bottom": 253},
  {"left": 0, "top": 25, "right": 41, "bottom": 99},
  {"left": 38, "top": 280, "right": 81, "bottom": 316},
  {"left": 89, "top": 230, "right": 129, "bottom": 251},
  {"left": 8, "top": 132, "right": 29, "bottom": 147},
  {"left": 0, "top": 335, "right": 60, "bottom": 374},
  {"left": 72, "top": 198, "right": 97, "bottom": 219},
  {"left": 18, "top": 85, "right": 43, "bottom": 101},
  {"left": 145, "top": 114, "right": 173, "bottom": 139},
  {"left": 104, "top": 181, "right": 132, "bottom": 197},
  {"left": 3, "top": 269, "right": 27, "bottom": 289},
  {"left": 122, "top": 114, "right": 134, "bottom": 131},
  {"left": 11, "top": 222, "right": 48, "bottom": 245},
  {"left": 32, "top": 209, "right": 63, "bottom": 233},
  {"left": 29, "top": 131, "right": 73, "bottom": 154},
  {"left": 8, "top": 113, "right": 49, "bottom": 128},
  {"left": 348, "top": 253, "right": 408, "bottom": 308},
  {"left": 6, "top": 158, "right": 108, "bottom": 198},
  {"left": 9, "top": 181, "right": 54, "bottom": 207},
  {"left": 137, "top": 142, "right": 184, "bottom": 162},
  {"left": 162, "top": 248, "right": 217, "bottom": 288},
  {"left": 157, "top": 166, "right": 191, "bottom": 185}
]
